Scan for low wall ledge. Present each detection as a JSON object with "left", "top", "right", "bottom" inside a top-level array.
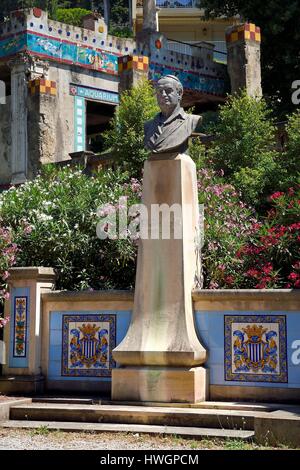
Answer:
[
  {"left": 41, "top": 289, "right": 134, "bottom": 302},
  {"left": 8, "top": 267, "right": 56, "bottom": 282},
  {"left": 192, "top": 289, "right": 300, "bottom": 301}
]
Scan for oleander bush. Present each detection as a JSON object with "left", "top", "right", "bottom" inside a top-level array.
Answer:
[
  {"left": 0, "top": 165, "right": 141, "bottom": 292},
  {"left": 0, "top": 223, "right": 19, "bottom": 327}
]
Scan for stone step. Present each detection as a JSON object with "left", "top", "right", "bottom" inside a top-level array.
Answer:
[
  {"left": 33, "top": 398, "right": 273, "bottom": 412},
  {"left": 32, "top": 397, "right": 99, "bottom": 405},
  {"left": 9, "top": 403, "right": 257, "bottom": 430},
  {"left": 0, "top": 419, "right": 255, "bottom": 440},
  {"left": 102, "top": 400, "right": 274, "bottom": 412}
]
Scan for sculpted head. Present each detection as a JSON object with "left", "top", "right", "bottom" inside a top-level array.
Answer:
[{"left": 155, "top": 75, "right": 183, "bottom": 117}]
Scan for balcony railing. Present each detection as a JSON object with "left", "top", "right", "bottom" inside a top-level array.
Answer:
[
  {"left": 167, "top": 39, "right": 227, "bottom": 63},
  {"left": 136, "top": 0, "right": 199, "bottom": 8},
  {"left": 156, "top": 0, "right": 199, "bottom": 7}
]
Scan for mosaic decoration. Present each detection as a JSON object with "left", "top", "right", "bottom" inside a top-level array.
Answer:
[
  {"left": 149, "top": 63, "right": 228, "bottom": 96},
  {"left": 27, "top": 33, "right": 119, "bottom": 75},
  {"left": 69, "top": 84, "right": 119, "bottom": 104},
  {"left": 118, "top": 55, "right": 149, "bottom": 73},
  {"left": 0, "top": 34, "right": 26, "bottom": 59},
  {"left": 13, "top": 297, "right": 28, "bottom": 358},
  {"left": 28, "top": 78, "right": 57, "bottom": 96},
  {"left": 0, "top": 31, "right": 119, "bottom": 75},
  {"left": 62, "top": 314, "right": 116, "bottom": 377},
  {"left": 225, "top": 315, "right": 288, "bottom": 383},
  {"left": 118, "top": 55, "right": 132, "bottom": 72},
  {"left": 226, "top": 23, "right": 261, "bottom": 44},
  {"left": 74, "top": 96, "right": 86, "bottom": 152}
]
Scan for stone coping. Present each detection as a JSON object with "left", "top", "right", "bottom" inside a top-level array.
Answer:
[
  {"left": 41, "top": 288, "right": 300, "bottom": 303},
  {"left": 192, "top": 289, "right": 300, "bottom": 301},
  {"left": 9, "top": 267, "right": 56, "bottom": 282},
  {"left": 41, "top": 289, "right": 134, "bottom": 302}
]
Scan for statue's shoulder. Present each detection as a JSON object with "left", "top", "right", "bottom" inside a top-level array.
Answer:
[
  {"left": 144, "top": 114, "right": 159, "bottom": 133},
  {"left": 186, "top": 113, "right": 202, "bottom": 132}
]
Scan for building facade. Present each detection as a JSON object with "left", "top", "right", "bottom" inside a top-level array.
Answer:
[{"left": 0, "top": 7, "right": 260, "bottom": 186}]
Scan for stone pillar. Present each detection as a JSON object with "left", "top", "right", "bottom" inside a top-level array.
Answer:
[
  {"left": 9, "top": 54, "right": 30, "bottom": 185},
  {"left": 112, "top": 154, "right": 208, "bottom": 403},
  {"left": 142, "top": 0, "right": 158, "bottom": 32},
  {"left": 226, "top": 23, "right": 262, "bottom": 98},
  {"left": 0, "top": 268, "right": 56, "bottom": 394},
  {"left": 118, "top": 55, "right": 149, "bottom": 94}
]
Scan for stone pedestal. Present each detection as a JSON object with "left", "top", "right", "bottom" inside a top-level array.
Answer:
[
  {"left": 0, "top": 267, "right": 56, "bottom": 395},
  {"left": 112, "top": 153, "right": 207, "bottom": 403},
  {"left": 113, "top": 367, "right": 208, "bottom": 403}
]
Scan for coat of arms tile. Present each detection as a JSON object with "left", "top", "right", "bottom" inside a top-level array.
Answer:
[
  {"left": 224, "top": 315, "right": 288, "bottom": 383},
  {"left": 62, "top": 314, "right": 116, "bottom": 377}
]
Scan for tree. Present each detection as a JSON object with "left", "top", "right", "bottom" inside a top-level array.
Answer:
[
  {"left": 191, "top": 90, "right": 278, "bottom": 208},
  {"left": 200, "top": 0, "right": 300, "bottom": 118},
  {"left": 103, "top": 79, "right": 159, "bottom": 177}
]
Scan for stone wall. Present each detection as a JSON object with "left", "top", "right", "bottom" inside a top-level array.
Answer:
[
  {"left": 1, "top": 268, "right": 299, "bottom": 401},
  {"left": 0, "top": 97, "right": 11, "bottom": 185}
]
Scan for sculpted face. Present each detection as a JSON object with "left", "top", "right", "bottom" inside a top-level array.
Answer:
[{"left": 156, "top": 78, "right": 182, "bottom": 116}]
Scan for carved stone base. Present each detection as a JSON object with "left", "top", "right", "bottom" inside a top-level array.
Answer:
[{"left": 112, "top": 367, "right": 208, "bottom": 403}]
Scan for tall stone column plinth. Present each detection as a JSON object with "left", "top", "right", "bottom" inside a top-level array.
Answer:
[{"left": 112, "top": 153, "right": 207, "bottom": 403}]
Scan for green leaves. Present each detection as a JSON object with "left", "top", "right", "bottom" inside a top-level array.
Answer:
[{"left": 103, "top": 79, "right": 159, "bottom": 177}]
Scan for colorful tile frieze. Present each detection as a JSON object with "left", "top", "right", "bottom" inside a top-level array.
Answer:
[
  {"left": 27, "top": 33, "right": 119, "bottom": 74},
  {"left": 13, "top": 297, "right": 28, "bottom": 358},
  {"left": 224, "top": 315, "right": 288, "bottom": 383},
  {"left": 0, "top": 31, "right": 119, "bottom": 74},
  {"left": 62, "top": 314, "right": 116, "bottom": 377},
  {"left": 0, "top": 34, "right": 26, "bottom": 59},
  {"left": 149, "top": 63, "right": 228, "bottom": 96}
]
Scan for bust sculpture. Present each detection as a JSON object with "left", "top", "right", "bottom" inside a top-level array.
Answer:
[{"left": 144, "top": 75, "right": 202, "bottom": 154}]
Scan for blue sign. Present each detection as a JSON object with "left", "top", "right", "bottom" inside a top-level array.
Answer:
[{"left": 70, "top": 84, "right": 119, "bottom": 104}]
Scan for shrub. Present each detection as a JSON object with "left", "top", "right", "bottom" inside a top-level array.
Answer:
[
  {"left": 0, "top": 165, "right": 141, "bottom": 292},
  {"left": 198, "top": 168, "right": 259, "bottom": 289},
  {"left": 239, "top": 187, "right": 300, "bottom": 288},
  {"left": 0, "top": 222, "right": 19, "bottom": 327},
  {"left": 278, "top": 110, "right": 300, "bottom": 189},
  {"left": 55, "top": 8, "right": 92, "bottom": 27},
  {"left": 192, "top": 91, "right": 279, "bottom": 208}
]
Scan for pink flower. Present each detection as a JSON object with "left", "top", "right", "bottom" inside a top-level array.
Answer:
[
  {"left": 2, "top": 271, "right": 9, "bottom": 281},
  {"left": 270, "top": 192, "right": 284, "bottom": 201},
  {"left": 288, "top": 272, "right": 299, "bottom": 281},
  {"left": 24, "top": 225, "right": 33, "bottom": 235}
]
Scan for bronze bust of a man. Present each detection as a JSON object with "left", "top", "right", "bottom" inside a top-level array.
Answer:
[{"left": 144, "top": 75, "right": 202, "bottom": 155}]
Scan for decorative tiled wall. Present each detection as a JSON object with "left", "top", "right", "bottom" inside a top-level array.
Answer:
[
  {"left": 62, "top": 314, "right": 116, "bottom": 377},
  {"left": 9, "top": 287, "right": 30, "bottom": 368},
  {"left": 224, "top": 315, "right": 288, "bottom": 383},
  {"left": 48, "top": 310, "right": 131, "bottom": 382},
  {"left": 13, "top": 296, "right": 28, "bottom": 358},
  {"left": 149, "top": 63, "right": 227, "bottom": 96},
  {"left": 194, "top": 310, "right": 300, "bottom": 389}
]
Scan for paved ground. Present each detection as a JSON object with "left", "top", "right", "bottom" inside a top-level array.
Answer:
[{"left": 0, "top": 428, "right": 290, "bottom": 450}]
